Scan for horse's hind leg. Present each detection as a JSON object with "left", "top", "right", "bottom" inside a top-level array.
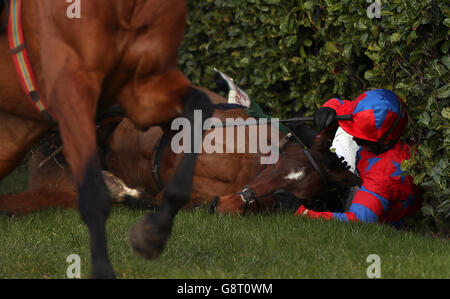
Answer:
[{"left": 129, "top": 88, "right": 213, "bottom": 259}]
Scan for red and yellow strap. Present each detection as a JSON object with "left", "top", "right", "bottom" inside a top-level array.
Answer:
[{"left": 8, "top": 0, "right": 52, "bottom": 120}]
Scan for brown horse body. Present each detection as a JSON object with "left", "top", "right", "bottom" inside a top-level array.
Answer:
[
  {"left": 0, "top": 87, "right": 277, "bottom": 212},
  {"left": 0, "top": 87, "right": 361, "bottom": 217},
  {"left": 0, "top": 137, "right": 77, "bottom": 214},
  {"left": 106, "top": 113, "right": 266, "bottom": 208},
  {"left": 0, "top": 0, "right": 215, "bottom": 277}
]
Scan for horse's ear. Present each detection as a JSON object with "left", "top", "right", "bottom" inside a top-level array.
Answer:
[{"left": 311, "top": 128, "right": 336, "bottom": 151}]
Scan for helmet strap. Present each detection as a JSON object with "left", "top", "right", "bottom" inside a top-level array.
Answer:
[{"left": 377, "top": 98, "right": 403, "bottom": 145}]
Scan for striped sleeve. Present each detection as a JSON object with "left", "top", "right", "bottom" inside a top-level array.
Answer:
[
  {"left": 347, "top": 185, "right": 389, "bottom": 222},
  {"left": 295, "top": 205, "right": 358, "bottom": 222},
  {"left": 295, "top": 185, "right": 389, "bottom": 223}
]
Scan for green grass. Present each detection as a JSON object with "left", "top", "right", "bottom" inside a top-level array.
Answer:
[
  {"left": 0, "top": 164, "right": 29, "bottom": 195},
  {"left": 0, "top": 167, "right": 449, "bottom": 279}
]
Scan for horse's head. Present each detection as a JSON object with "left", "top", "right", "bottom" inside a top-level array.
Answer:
[{"left": 210, "top": 129, "right": 362, "bottom": 214}]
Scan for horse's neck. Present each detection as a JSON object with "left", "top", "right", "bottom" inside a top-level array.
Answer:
[
  {"left": 282, "top": 142, "right": 304, "bottom": 152},
  {"left": 282, "top": 142, "right": 323, "bottom": 161}
]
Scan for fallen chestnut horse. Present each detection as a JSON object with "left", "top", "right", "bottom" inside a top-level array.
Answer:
[
  {"left": 0, "top": 86, "right": 282, "bottom": 211},
  {"left": 0, "top": 1, "right": 214, "bottom": 277},
  {"left": 105, "top": 109, "right": 362, "bottom": 214},
  {"left": 0, "top": 88, "right": 361, "bottom": 219}
]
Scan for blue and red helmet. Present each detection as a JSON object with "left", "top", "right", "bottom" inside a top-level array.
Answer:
[{"left": 336, "top": 89, "right": 408, "bottom": 143}]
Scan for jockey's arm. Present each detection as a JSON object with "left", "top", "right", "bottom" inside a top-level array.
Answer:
[
  {"left": 314, "top": 97, "right": 351, "bottom": 133},
  {"left": 295, "top": 184, "right": 389, "bottom": 223}
]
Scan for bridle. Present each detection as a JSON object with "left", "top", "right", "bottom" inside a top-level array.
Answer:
[
  {"left": 281, "top": 127, "right": 330, "bottom": 191},
  {"left": 208, "top": 128, "right": 330, "bottom": 215},
  {"left": 237, "top": 185, "right": 260, "bottom": 216}
]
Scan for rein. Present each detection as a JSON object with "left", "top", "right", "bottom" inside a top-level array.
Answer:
[
  {"left": 284, "top": 126, "right": 329, "bottom": 190},
  {"left": 207, "top": 114, "right": 352, "bottom": 128}
]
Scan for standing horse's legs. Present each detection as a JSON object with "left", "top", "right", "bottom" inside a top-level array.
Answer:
[
  {"left": 57, "top": 113, "right": 114, "bottom": 279},
  {"left": 46, "top": 69, "right": 114, "bottom": 278},
  {"left": 129, "top": 88, "right": 213, "bottom": 259}
]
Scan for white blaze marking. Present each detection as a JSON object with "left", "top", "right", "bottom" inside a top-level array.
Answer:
[{"left": 284, "top": 168, "right": 305, "bottom": 181}]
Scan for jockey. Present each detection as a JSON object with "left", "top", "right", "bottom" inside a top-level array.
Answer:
[{"left": 274, "top": 89, "right": 423, "bottom": 228}]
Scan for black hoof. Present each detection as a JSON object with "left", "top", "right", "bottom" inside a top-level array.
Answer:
[
  {"left": 90, "top": 263, "right": 116, "bottom": 279},
  {"left": 129, "top": 211, "right": 174, "bottom": 260}
]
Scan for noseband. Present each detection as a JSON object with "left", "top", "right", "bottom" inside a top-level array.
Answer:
[
  {"left": 207, "top": 184, "right": 260, "bottom": 215},
  {"left": 237, "top": 185, "right": 260, "bottom": 215}
]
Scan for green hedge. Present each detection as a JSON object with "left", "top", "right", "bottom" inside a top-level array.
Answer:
[{"left": 178, "top": 0, "right": 450, "bottom": 233}]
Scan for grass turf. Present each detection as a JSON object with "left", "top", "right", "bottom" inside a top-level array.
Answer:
[{"left": 0, "top": 167, "right": 448, "bottom": 279}]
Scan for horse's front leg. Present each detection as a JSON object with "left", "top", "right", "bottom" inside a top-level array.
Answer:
[
  {"left": 129, "top": 88, "right": 213, "bottom": 259},
  {"left": 47, "top": 73, "right": 115, "bottom": 279}
]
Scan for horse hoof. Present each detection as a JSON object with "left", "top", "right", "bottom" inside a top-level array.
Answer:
[
  {"left": 90, "top": 263, "right": 116, "bottom": 279},
  {"left": 129, "top": 211, "right": 173, "bottom": 260}
]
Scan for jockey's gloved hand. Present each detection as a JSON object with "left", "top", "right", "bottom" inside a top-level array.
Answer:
[
  {"left": 272, "top": 189, "right": 302, "bottom": 213},
  {"left": 314, "top": 107, "right": 337, "bottom": 130}
]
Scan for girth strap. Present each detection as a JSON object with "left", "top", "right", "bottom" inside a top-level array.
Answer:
[{"left": 8, "top": 0, "right": 52, "bottom": 120}]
